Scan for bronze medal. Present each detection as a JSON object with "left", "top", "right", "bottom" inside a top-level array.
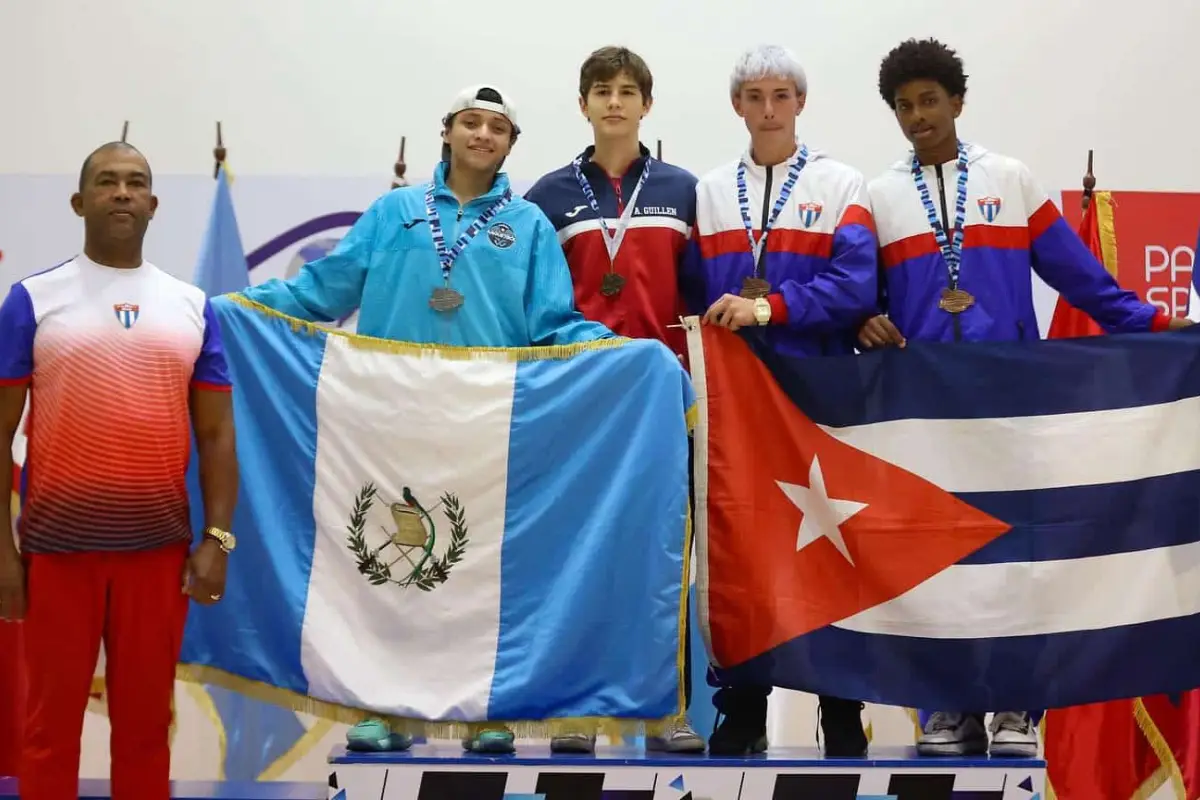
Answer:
[
  {"left": 429, "top": 287, "right": 464, "bottom": 312},
  {"left": 600, "top": 272, "right": 626, "bottom": 297},
  {"left": 740, "top": 277, "right": 771, "bottom": 299},
  {"left": 938, "top": 288, "right": 975, "bottom": 314}
]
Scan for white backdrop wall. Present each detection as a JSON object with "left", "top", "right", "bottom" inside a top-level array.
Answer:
[
  {"left": 0, "top": 0, "right": 1195, "bottom": 792},
  {"left": 3, "top": 0, "right": 1199, "bottom": 191}
]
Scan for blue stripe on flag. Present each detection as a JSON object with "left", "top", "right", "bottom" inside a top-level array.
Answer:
[
  {"left": 487, "top": 341, "right": 690, "bottom": 720},
  {"left": 750, "top": 329, "right": 1200, "bottom": 427},
  {"left": 181, "top": 299, "right": 328, "bottom": 696},
  {"left": 718, "top": 612, "right": 1200, "bottom": 711},
  {"left": 957, "top": 469, "right": 1200, "bottom": 564}
]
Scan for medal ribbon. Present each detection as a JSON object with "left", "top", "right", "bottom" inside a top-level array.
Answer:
[
  {"left": 737, "top": 143, "right": 809, "bottom": 275},
  {"left": 425, "top": 184, "right": 513, "bottom": 285},
  {"left": 912, "top": 140, "right": 969, "bottom": 288},
  {"left": 572, "top": 155, "right": 651, "bottom": 268}
]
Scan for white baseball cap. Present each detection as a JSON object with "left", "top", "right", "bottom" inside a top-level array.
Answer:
[{"left": 445, "top": 85, "right": 520, "bottom": 134}]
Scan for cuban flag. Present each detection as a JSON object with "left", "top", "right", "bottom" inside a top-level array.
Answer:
[
  {"left": 687, "top": 319, "right": 1200, "bottom": 712},
  {"left": 179, "top": 297, "right": 694, "bottom": 728}
]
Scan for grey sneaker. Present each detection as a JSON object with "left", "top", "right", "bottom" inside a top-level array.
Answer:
[
  {"left": 916, "top": 711, "right": 988, "bottom": 756},
  {"left": 646, "top": 720, "right": 706, "bottom": 753},
  {"left": 550, "top": 732, "right": 596, "bottom": 754},
  {"left": 988, "top": 711, "right": 1037, "bottom": 757}
]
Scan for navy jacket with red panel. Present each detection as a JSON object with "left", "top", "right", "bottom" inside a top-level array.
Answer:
[{"left": 525, "top": 144, "right": 698, "bottom": 359}]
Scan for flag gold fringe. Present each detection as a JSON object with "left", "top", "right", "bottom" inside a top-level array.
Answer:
[
  {"left": 225, "top": 295, "right": 636, "bottom": 362},
  {"left": 1095, "top": 191, "right": 1120, "bottom": 278},
  {"left": 176, "top": 664, "right": 680, "bottom": 741},
  {"left": 1132, "top": 766, "right": 1172, "bottom": 800},
  {"left": 1134, "top": 697, "right": 1186, "bottom": 799}
]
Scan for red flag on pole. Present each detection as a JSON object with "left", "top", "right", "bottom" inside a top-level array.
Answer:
[
  {"left": 1040, "top": 187, "right": 1171, "bottom": 799},
  {"left": 1040, "top": 183, "right": 1200, "bottom": 798},
  {"left": 1046, "top": 191, "right": 1114, "bottom": 339}
]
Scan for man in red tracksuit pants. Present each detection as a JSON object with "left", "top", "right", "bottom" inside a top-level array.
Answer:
[{"left": 0, "top": 141, "right": 239, "bottom": 800}]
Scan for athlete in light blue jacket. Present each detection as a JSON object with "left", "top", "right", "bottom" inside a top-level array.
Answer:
[
  {"left": 241, "top": 87, "right": 612, "bottom": 350},
  {"left": 236, "top": 86, "right": 614, "bottom": 756}
]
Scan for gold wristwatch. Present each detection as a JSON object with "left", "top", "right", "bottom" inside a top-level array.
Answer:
[
  {"left": 204, "top": 526, "right": 237, "bottom": 554},
  {"left": 753, "top": 296, "right": 771, "bottom": 325}
]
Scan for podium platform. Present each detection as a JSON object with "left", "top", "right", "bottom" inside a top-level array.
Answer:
[
  {"left": 327, "top": 744, "right": 1046, "bottom": 800},
  {"left": 0, "top": 777, "right": 325, "bottom": 800}
]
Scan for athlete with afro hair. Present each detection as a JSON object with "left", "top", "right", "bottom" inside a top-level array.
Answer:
[{"left": 859, "top": 38, "right": 1188, "bottom": 757}]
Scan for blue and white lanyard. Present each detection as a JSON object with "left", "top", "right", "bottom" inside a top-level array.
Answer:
[
  {"left": 911, "top": 141, "right": 969, "bottom": 288},
  {"left": 424, "top": 184, "right": 513, "bottom": 285},
  {"left": 737, "top": 143, "right": 809, "bottom": 273},
  {"left": 571, "top": 156, "right": 651, "bottom": 264}
]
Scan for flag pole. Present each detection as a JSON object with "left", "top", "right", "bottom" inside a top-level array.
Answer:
[
  {"left": 656, "top": 139, "right": 662, "bottom": 161},
  {"left": 120, "top": 121, "right": 129, "bottom": 143},
  {"left": 392, "top": 136, "right": 408, "bottom": 188},
  {"left": 1081, "top": 149, "right": 1095, "bottom": 212},
  {"left": 213, "top": 122, "right": 227, "bottom": 180}
]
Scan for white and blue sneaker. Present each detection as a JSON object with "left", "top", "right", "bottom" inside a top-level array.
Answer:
[
  {"left": 988, "top": 711, "right": 1038, "bottom": 757},
  {"left": 646, "top": 719, "right": 706, "bottom": 753},
  {"left": 916, "top": 712, "right": 987, "bottom": 756}
]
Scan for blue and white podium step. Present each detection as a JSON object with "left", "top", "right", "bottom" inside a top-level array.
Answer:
[{"left": 327, "top": 744, "right": 1046, "bottom": 800}]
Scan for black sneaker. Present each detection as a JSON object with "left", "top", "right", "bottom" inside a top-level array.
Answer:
[
  {"left": 707, "top": 686, "right": 769, "bottom": 756},
  {"left": 818, "top": 696, "right": 868, "bottom": 757}
]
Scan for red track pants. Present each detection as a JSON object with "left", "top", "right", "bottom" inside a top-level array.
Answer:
[
  {"left": 0, "top": 620, "right": 24, "bottom": 777},
  {"left": 20, "top": 543, "right": 190, "bottom": 800}
]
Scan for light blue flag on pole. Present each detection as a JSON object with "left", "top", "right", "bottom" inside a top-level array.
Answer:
[
  {"left": 180, "top": 298, "right": 694, "bottom": 732},
  {"left": 187, "top": 166, "right": 308, "bottom": 779}
]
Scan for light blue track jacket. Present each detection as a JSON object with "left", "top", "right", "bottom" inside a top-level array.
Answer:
[{"left": 238, "top": 163, "right": 614, "bottom": 347}]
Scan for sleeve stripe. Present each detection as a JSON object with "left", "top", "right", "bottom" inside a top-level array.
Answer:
[{"left": 191, "top": 381, "right": 232, "bottom": 392}]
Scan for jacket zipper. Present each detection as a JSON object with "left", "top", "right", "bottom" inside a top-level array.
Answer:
[{"left": 935, "top": 164, "right": 962, "bottom": 343}]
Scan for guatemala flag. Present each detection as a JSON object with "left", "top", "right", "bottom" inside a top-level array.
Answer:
[
  {"left": 687, "top": 319, "right": 1200, "bottom": 713},
  {"left": 180, "top": 298, "right": 694, "bottom": 730}
]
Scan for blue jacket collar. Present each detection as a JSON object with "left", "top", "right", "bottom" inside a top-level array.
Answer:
[{"left": 432, "top": 161, "right": 512, "bottom": 204}]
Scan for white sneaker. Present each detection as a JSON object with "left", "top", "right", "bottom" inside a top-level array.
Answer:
[
  {"left": 988, "top": 711, "right": 1037, "bottom": 757},
  {"left": 646, "top": 719, "right": 706, "bottom": 753},
  {"left": 916, "top": 712, "right": 988, "bottom": 756}
]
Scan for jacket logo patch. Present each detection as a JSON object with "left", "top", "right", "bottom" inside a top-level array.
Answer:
[
  {"left": 977, "top": 197, "right": 1003, "bottom": 223},
  {"left": 797, "top": 201, "right": 823, "bottom": 228},
  {"left": 487, "top": 222, "right": 516, "bottom": 249}
]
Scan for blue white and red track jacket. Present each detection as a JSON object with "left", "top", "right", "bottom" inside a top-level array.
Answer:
[
  {"left": 868, "top": 143, "right": 1169, "bottom": 342},
  {"left": 680, "top": 144, "right": 880, "bottom": 358}
]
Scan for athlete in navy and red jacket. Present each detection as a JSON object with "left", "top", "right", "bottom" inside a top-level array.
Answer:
[
  {"left": 524, "top": 45, "right": 706, "bottom": 757},
  {"left": 524, "top": 46, "right": 697, "bottom": 365}
]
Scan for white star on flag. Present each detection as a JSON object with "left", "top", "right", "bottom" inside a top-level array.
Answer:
[{"left": 776, "top": 455, "right": 868, "bottom": 564}]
